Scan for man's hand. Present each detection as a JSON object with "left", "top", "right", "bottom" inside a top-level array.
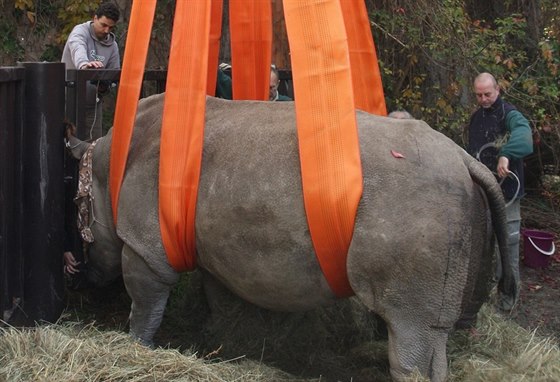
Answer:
[
  {"left": 497, "top": 156, "right": 510, "bottom": 178},
  {"left": 63, "top": 251, "right": 81, "bottom": 275},
  {"left": 64, "top": 121, "right": 77, "bottom": 140},
  {"left": 80, "top": 61, "right": 104, "bottom": 69}
]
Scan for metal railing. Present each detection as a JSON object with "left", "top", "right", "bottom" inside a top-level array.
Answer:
[{"left": 65, "top": 68, "right": 168, "bottom": 140}]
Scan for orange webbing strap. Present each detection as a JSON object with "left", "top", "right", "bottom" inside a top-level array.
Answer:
[
  {"left": 159, "top": 1, "right": 211, "bottom": 271},
  {"left": 229, "top": 0, "right": 272, "bottom": 100},
  {"left": 283, "top": 0, "right": 362, "bottom": 297},
  {"left": 206, "top": 0, "right": 223, "bottom": 96},
  {"left": 110, "top": 0, "right": 157, "bottom": 223},
  {"left": 340, "top": 0, "right": 387, "bottom": 115}
]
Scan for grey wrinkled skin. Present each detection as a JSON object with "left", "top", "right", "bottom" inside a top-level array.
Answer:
[{"left": 70, "top": 93, "right": 515, "bottom": 382}]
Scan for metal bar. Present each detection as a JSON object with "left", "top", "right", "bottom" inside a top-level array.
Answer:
[
  {"left": 0, "top": 67, "right": 25, "bottom": 320},
  {"left": 65, "top": 69, "right": 169, "bottom": 140},
  {"left": 15, "top": 62, "right": 66, "bottom": 325}
]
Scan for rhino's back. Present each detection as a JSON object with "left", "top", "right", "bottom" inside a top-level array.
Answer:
[
  {"left": 197, "top": 98, "right": 337, "bottom": 308},
  {"left": 116, "top": 94, "right": 475, "bottom": 310}
]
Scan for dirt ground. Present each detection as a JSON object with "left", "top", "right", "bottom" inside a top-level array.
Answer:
[
  {"left": 507, "top": 194, "right": 560, "bottom": 341},
  {"left": 509, "top": 258, "right": 559, "bottom": 339},
  {"left": 507, "top": 236, "right": 560, "bottom": 340}
]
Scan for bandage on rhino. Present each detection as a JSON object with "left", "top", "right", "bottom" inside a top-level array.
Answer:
[{"left": 66, "top": 93, "right": 516, "bottom": 382}]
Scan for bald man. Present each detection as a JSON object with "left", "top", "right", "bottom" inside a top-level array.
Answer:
[
  {"left": 269, "top": 66, "right": 292, "bottom": 101},
  {"left": 467, "top": 72, "right": 533, "bottom": 311},
  {"left": 388, "top": 110, "right": 413, "bottom": 119}
]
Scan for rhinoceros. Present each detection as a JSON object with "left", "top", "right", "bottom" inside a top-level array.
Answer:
[{"left": 66, "top": 93, "right": 516, "bottom": 382}]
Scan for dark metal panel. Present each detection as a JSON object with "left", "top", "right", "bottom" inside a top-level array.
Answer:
[
  {"left": 0, "top": 67, "right": 25, "bottom": 321},
  {"left": 1, "top": 66, "right": 170, "bottom": 324},
  {"left": 14, "top": 62, "right": 66, "bottom": 325}
]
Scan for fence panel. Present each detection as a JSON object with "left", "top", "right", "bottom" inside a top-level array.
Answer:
[{"left": 0, "top": 67, "right": 25, "bottom": 321}]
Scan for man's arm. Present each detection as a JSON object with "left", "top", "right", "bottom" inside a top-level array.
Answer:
[
  {"left": 66, "top": 25, "right": 92, "bottom": 70},
  {"left": 496, "top": 110, "right": 533, "bottom": 177},
  {"left": 500, "top": 110, "right": 533, "bottom": 160}
]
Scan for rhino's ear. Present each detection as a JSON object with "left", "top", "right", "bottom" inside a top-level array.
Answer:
[{"left": 63, "top": 121, "right": 91, "bottom": 159}]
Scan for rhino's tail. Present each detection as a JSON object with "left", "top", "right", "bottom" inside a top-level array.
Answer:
[{"left": 463, "top": 151, "right": 519, "bottom": 303}]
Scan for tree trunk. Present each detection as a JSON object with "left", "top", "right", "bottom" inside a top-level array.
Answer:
[
  {"left": 219, "top": 0, "right": 231, "bottom": 64},
  {"left": 272, "top": 0, "right": 290, "bottom": 69},
  {"left": 521, "top": 0, "right": 542, "bottom": 46}
]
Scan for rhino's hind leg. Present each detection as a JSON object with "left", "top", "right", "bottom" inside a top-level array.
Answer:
[
  {"left": 121, "top": 244, "right": 177, "bottom": 346},
  {"left": 386, "top": 321, "right": 449, "bottom": 382}
]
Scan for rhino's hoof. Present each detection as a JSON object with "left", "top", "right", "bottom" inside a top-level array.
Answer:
[
  {"left": 497, "top": 295, "right": 516, "bottom": 312},
  {"left": 454, "top": 314, "right": 477, "bottom": 330}
]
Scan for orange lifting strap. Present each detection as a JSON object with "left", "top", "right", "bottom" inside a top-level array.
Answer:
[
  {"left": 109, "top": 1, "right": 386, "bottom": 295},
  {"left": 158, "top": 1, "right": 212, "bottom": 270},
  {"left": 284, "top": 0, "right": 363, "bottom": 297},
  {"left": 110, "top": 0, "right": 157, "bottom": 223},
  {"left": 340, "top": 0, "right": 387, "bottom": 115},
  {"left": 229, "top": 0, "right": 272, "bottom": 100}
]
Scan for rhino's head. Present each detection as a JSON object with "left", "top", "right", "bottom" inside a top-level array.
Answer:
[
  {"left": 86, "top": 237, "right": 123, "bottom": 287},
  {"left": 68, "top": 126, "right": 125, "bottom": 288},
  {"left": 64, "top": 121, "right": 91, "bottom": 160}
]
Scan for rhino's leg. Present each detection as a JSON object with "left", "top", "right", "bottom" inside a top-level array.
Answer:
[
  {"left": 200, "top": 268, "right": 235, "bottom": 316},
  {"left": 386, "top": 321, "right": 448, "bottom": 382},
  {"left": 121, "top": 244, "right": 177, "bottom": 346}
]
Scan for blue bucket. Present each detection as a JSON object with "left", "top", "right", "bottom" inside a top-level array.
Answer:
[{"left": 522, "top": 229, "right": 556, "bottom": 269}]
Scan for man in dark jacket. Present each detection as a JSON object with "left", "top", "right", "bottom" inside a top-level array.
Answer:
[{"left": 467, "top": 72, "right": 533, "bottom": 311}]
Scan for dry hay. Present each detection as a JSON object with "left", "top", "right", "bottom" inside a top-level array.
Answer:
[
  {"left": 0, "top": 321, "right": 309, "bottom": 382},
  {"left": 174, "top": 272, "right": 388, "bottom": 380},
  {"left": 447, "top": 303, "right": 560, "bottom": 381},
  {"left": 1, "top": 301, "right": 558, "bottom": 382},
  {"left": 199, "top": 296, "right": 389, "bottom": 380}
]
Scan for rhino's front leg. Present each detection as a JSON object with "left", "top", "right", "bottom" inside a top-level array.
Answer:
[{"left": 121, "top": 244, "right": 178, "bottom": 346}]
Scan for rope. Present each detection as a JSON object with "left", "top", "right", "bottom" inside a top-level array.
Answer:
[{"left": 476, "top": 143, "right": 521, "bottom": 207}]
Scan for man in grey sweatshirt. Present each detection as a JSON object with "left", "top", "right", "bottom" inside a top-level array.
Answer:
[
  {"left": 61, "top": 3, "right": 120, "bottom": 287},
  {"left": 62, "top": 2, "right": 120, "bottom": 141}
]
